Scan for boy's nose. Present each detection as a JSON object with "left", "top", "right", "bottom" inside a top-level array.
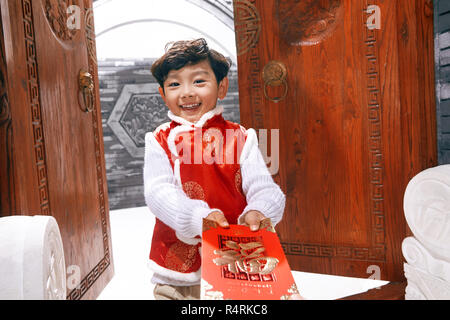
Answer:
[{"left": 181, "top": 85, "right": 194, "bottom": 98}]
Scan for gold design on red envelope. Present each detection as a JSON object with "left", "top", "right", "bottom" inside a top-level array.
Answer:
[
  {"left": 202, "top": 224, "right": 303, "bottom": 299},
  {"left": 213, "top": 240, "right": 279, "bottom": 275}
]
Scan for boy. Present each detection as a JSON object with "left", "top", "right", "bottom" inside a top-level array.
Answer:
[{"left": 144, "top": 38, "right": 286, "bottom": 300}]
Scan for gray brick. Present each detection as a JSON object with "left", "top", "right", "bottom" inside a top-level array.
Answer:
[
  {"left": 440, "top": 48, "right": 450, "bottom": 66},
  {"left": 439, "top": 12, "right": 450, "bottom": 33},
  {"left": 441, "top": 116, "right": 450, "bottom": 133},
  {"left": 439, "top": 31, "right": 450, "bottom": 49},
  {"left": 440, "top": 82, "right": 450, "bottom": 100},
  {"left": 439, "top": 133, "right": 450, "bottom": 149},
  {"left": 439, "top": 150, "right": 450, "bottom": 165},
  {"left": 439, "top": 1, "right": 450, "bottom": 14},
  {"left": 440, "top": 99, "right": 450, "bottom": 115},
  {"left": 440, "top": 65, "right": 450, "bottom": 81}
]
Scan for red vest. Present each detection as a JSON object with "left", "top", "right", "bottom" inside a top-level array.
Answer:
[{"left": 149, "top": 113, "right": 248, "bottom": 279}]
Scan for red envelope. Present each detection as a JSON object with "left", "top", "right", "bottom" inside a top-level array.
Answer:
[{"left": 201, "top": 219, "right": 302, "bottom": 300}]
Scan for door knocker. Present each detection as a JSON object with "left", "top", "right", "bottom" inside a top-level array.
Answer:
[
  {"left": 262, "top": 60, "right": 288, "bottom": 103},
  {"left": 78, "top": 70, "right": 94, "bottom": 113}
]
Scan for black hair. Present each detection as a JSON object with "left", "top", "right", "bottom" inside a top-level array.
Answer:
[{"left": 151, "top": 38, "right": 231, "bottom": 89}]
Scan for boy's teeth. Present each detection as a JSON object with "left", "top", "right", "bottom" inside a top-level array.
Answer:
[{"left": 182, "top": 103, "right": 200, "bottom": 109}]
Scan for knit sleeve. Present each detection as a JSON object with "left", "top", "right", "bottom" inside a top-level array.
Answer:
[
  {"left": 238, "top": 129, "right": 286, "bottom": 226},
  {"left": 143, "top": 132, "right": 219, "bottom": 238}
]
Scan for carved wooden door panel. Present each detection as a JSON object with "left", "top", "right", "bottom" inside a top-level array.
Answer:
[
  {"left": 0, "top": 0, "right": 113, "bottom": 299},
  {"left": 233, "top": 0, "right": 436, "bottom": 281}
]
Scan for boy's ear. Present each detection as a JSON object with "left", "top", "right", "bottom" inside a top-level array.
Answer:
[
  {"left": 218, "top": 77, "right": 229, "bottom": 100},
  {"left": 158, "top": 86, "right": 167, "bottom": 104}
]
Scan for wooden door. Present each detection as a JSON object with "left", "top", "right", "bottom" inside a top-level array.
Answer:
[
  {"left": 233, "top": 0, "right": 436, "bottom": 281},
  {"left": 0, "top": 0, "right": 113, "bottom": 299}
]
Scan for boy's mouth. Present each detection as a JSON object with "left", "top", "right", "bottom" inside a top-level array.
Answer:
[{"left": 180, "top": 103, "right": 201, "bottom": 110}]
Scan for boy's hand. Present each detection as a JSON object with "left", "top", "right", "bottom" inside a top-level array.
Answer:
[
  {"left": 241, "top": 210, "right": 267, "bottom": 232},
  {"left": 205, "top": 211, "right": 229, "bottom": 228}
]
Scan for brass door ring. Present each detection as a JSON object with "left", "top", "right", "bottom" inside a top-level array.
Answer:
[
  {"left": 78, "top": 70, "right": 94, "bottom": 113},
  {"left": 262, "top": 61, "right": 288, "bottom": 103},
  {"left": 264, "top": 78, "right": 288, "bottom": 103}
]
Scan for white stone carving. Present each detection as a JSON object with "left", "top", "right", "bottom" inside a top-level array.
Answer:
[
  {"left": 0, "top": 215, "right": 66, "bottom": 300},
  {"left": 402, "top": 164, "right": 450, "bottom": 300}
]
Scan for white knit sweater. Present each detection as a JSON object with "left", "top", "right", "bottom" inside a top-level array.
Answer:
[{"left": 143, "top": 107, "right": 286, "bottom": 285}]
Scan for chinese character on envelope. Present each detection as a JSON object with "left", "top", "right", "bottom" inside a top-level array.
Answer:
[{"left": 201, "top": 219, "right": 303, "bottom": 300}]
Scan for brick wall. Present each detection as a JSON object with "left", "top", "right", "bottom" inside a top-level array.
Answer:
[
  {"left": 99, "top": 58, "right": 240, "bottom": 210},
  {"left": 435, "top": 0, "right": 450, "bottom": 164}
]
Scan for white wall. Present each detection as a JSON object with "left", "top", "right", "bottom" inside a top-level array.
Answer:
[{"left": 93, "top": 0, "right": 237, "bottom": 63}]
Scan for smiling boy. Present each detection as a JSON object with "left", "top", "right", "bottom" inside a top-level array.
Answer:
[
  {"left": 144, "top": 38, "right": 286, "bottom": 300},
  {"left": 159, "top": 59, "right": 227, "bottom": 124}
]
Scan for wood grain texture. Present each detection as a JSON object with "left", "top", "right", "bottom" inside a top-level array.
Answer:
[
  {"left": 234, "top": 0, "right": 437, "bottom": 281},
  {"left": 1, "top": 0, "right": 42, "bottom": 216},
  {"left": 0, "top": 0, "right": 113, "bottom": 299},
  {"left": 0, "top": 8, "right": 15, "bottom": 217}
]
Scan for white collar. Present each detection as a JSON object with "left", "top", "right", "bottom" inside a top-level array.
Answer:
[{"left": 167, "top": 105, "right": 224, "bottom": 128}]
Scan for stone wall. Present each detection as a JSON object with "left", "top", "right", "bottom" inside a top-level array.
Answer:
[{"left": 98, "top": 58, "right": 240, "bottom": 210}]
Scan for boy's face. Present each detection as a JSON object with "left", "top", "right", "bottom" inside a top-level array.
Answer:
[{"left": 159, "top": 60, "right": 229, "bottom": 123}]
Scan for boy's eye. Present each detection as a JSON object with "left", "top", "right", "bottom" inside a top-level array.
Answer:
[
  {"left": 167, "top": 82, "right": 179, "bottom": 87},
  {"left": 194, "top": 79, "right": 205, "bottom": 84}
]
